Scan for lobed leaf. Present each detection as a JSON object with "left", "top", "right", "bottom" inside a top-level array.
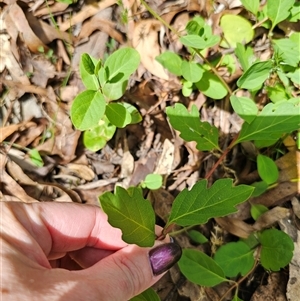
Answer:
[
  {"left": 166, "top": 104, "right": 219, "bottom": 151},
  {"left": 99, "top": 186, "right": 155, "bottom": 247},
  {"left": 235, "top": 101, "right": 300, "bottom": 144},
  {"left": 167, "top": 179, "right": 254, "bottom": 227},
  {"left": 178, "top": 249, "right": 226, "bottom": 287}
]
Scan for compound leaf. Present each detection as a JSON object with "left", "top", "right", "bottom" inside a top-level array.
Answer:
[
  {"left": 178, "top": 249, "right": 226, "bottom": 287},
  {"left": 99, "top": 186, "right": 155, "bottom": 247},
  {"left": 166, "top": 104, "right": 219, "bottom": 151},
  {"left": 167, "top": 179, "right": 254, "bottom": 227},
  {"left": 259, "top": 228, "right": 294, "bottom": 271},
  {"left": 214, "top": 241, "right": 255, "bottom": 277}
]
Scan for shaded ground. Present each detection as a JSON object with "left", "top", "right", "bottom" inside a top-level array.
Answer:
[{"left": 1, "top": 1, "right": 299, "bottom": 300}]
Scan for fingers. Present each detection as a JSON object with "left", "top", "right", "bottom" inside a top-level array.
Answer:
[
  {"left": 3, "top": 202, "right": 127, "bottom": 257},
  {"left": 77, "top": 242, "right": 182, "bottom": 300}
]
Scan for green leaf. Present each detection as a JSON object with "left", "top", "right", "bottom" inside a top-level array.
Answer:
[
  {"left": 259, "top": 228, "right": 294, "bottom": 271},
  {"left": 250, "top": 181, "right": 269, "bottom": 197},
  {"left": 237, "top": 60, "right": 273, "bottom": 90},
  {"left": 241, "top": 0, "right": 260, "bottom": 15},
  {"left": 257, "top": 154, "right": 279, "bottom": 184},
  {"left": 195, "top": 71, "right": 228, "bottom": 99},
  {"left": 166, "top": 104, "right": 219, "bottom": 151},
  {"left": 273, "top": 38, "right": 300, "bottom": 67},
  {"left": 102, "top": 80, "right": 128, "bottom": 101},
  {"left": 188, "top": 230, "right": 208, "bottom": 244},
  {"left": 130, "top": 288, "right": 160, "bottom": 301},
  {"left": 182, "top": 80, "right": 193, "bottom": 97},
  {"left": 81, "top": 53, "right": 96, "bottom": 74},
  {"left": 250, "top": 204, "right": 269, "bottom": 220},
  {"left": 266, "top": 83, "right": 289, "bottom": 103},
  {"left": 167, "top": 179, "right": 254, "bottom": 227},
  {"left": 103, "top": 47, "right": 140, "bottom": 83},
  {"left": 105, "top": 103, "right": 131, "bottom": 128},
  {"left": 83, "top": 116, "right": 116, "bottom": 151},
  {"left": 289, "top": 2, "right": 300, "bottom": 21},
  {"left": 178, "top": 249, "right": 226, "bottom": 287},
  {"left": 181, "top": 61, "right": 204, "bottom": 83},
  {"left": 230, "top": 95, "right": 258, "bottom": 124},
  {"left": 267, "top": 0, "right": 295, "bottom": 31},
  {"left": 287, "top": 69, "right": 300, "bottom": 85},
  {"left": 122, "top": 102, "right": 142, "bottom": 124},
  {"left": 186, "top": 16, "right": 205, "bottom": 35},
  {"left": 80, "top": 60, "right": 100, "bottom": 90},
  {"left": 214, "top": 241, "right": 255, "bottom": 277},
  {"left": 99, "top": 186, "right": 155, "bottom": 247},
  {"left": 156, "top": 51, "right": 182, "bottom": 76},
  {"left": 220, "top": 54, "right": 236, "bottom": 74},
  {"left": 180, "top": 34, "right": 220, "bottom": 50},
  {"left": 28, "top": 149, "right": 44, "bottom": 167},
  {"left": 235, "top": 102, "right": 300, "bottom": 144},
  {"left": 232, "top": 295, "right": 244, "bottom": 301},
  {"left": 220, "top": 15, "right": 254, "bottom": 48},
  {"left": 235, "top": 43, "right": 255, "bottom": 71},
  {"left": 141, "top": 174, "right": 163, "bottom": 190},
  {"left": 71, "top": 90, "right": 106, "bottom": 131}
]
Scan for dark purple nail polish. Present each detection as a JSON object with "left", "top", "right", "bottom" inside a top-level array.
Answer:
[{"left": 149, "top": 243, "right": 182, "bottom": 276}]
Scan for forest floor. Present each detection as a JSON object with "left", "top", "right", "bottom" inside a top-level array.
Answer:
[{"left": 1, "top": 1, "right": 299, "bottom": 300}]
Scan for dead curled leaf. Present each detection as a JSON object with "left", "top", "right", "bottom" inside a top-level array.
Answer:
[
  {"left": 132, "top": 20, "right": 169, "bottom": 80},
  {"left": 5, "top": 3, "right": 48, "bottom": 53},
  {"left": 253, "top": 207, "right": 291, "bottom": 231}
]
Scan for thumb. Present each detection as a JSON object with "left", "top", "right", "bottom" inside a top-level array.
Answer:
[{"left": 81, "top": 242, "right": 182, "bottom": 300}]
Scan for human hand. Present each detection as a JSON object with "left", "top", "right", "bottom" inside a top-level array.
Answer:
[{"left": 1, "top": 201, "right": 181, "bottom": 301}]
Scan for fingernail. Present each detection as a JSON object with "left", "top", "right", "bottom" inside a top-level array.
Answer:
[{"left": 149, "top": 243, "right": 182, "bottom": 276}]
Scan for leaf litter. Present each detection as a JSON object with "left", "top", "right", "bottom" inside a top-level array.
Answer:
[{"left": 1, "top": 0, "right": 299, "bottom": 300}]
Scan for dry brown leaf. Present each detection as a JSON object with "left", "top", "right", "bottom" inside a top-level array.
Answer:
[
  {"left": 154, "top": 139, "right": 175, "bottom": 175},
  {"left": 33, "top": 2, "right": 69, "bottom": 17},
  {"left": 6, "top": 3, "right": 48, "bottom": 53},
  {"left": 148, "top": 188, "right": 174, "bottom": 223},
  {"left": 253, "top": 207, "right": 291, "bottom": 231},
  {"left": 65, "top": 163, "right": 95, "bottom": 181},
  {"left": 59, "top": 0, "right": 117, "bottom": 32},
  {"left": 251, "top": 272, "right": 287, "bottom": 301},
  {"left": 132, "top": 20, "right": 169, "bottom": 80},
  {"left": 25, "top": 9, "right": 72, "bottom": 45},
  {"left": 215, "top": 216, "right": 254, "bottom": 238}
]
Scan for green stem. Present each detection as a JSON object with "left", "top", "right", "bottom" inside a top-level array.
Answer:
[{"left": 168, "top": 225, "right": 195, "bottom": 236}]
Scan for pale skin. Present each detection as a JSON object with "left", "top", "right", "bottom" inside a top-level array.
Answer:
[{"left": 0, "top": 201, "right": 169, "bottom": 301}]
